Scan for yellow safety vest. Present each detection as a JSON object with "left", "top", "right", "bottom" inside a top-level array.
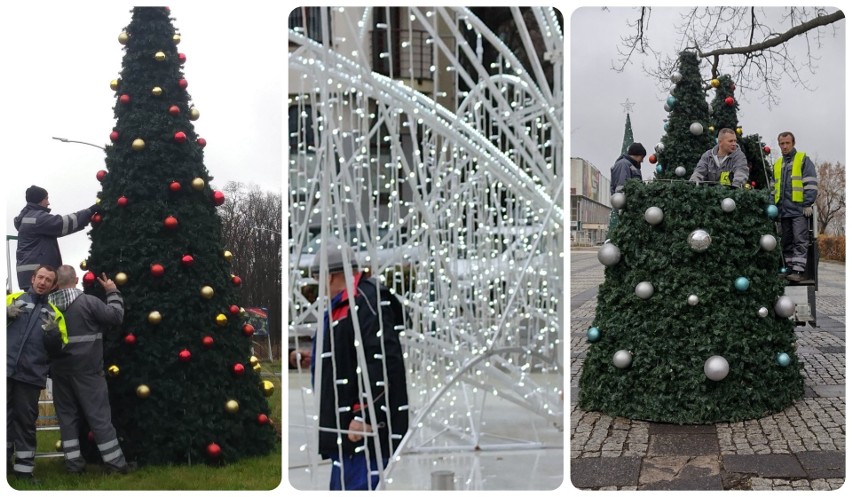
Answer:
[
  {"left": 774, "top": 152, "right": 806, "bottom": 204},
  {"left": 7, "top": 291, "right": 69, "bottom": 344}
]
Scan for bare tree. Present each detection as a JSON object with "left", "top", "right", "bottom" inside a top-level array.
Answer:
[
  {"left": 612, "top": 7, "right": 845, "bottom": 106},
  {"left": 815, "top": 161, "right": 845, "bottom": 236},
  {"left": 220, "top": 182, "right": 283, "bottom": 355}
]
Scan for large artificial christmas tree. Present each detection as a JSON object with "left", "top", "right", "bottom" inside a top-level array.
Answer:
[
  {"left": 579, "top": 180, "right": 804, "bottom": 423},
  {"left": 620, "top": 112, "right": 635, "bottom": 155},
  {"left": 84, "top": 7, "right": 277, "bottom": 465},
  {"left": 654, "top": 51, "right": 715, "bottom": 181}
]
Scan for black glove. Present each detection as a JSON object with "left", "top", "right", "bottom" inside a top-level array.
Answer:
[{"left": 89, "top": 203, "right": 103, "bottom": 214}]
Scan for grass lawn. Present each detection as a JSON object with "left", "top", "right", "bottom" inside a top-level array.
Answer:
[{"left": 9, "top": 362, "right": 283, "bottom": 490}]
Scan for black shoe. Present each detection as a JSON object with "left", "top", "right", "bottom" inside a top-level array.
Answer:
[
  {"left": 786, "top": 271, "right": 804, "bottom": 282},
  {"left": 12, "top": 471, "right": 37, "bottom": 483},
  {"left": 107, "top": 461, "right": 137, "bottom": 475}
]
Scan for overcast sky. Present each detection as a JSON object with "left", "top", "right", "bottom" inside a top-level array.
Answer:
[
  {"left": 2, "top": 2, "right": 285, "bottom": 292},
  {"left": 570, "top": 6, "right": 846, "bottom": 181}
]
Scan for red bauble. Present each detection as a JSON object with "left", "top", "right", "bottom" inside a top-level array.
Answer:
[
  {"left": 257, "top": 414, "right": 269, "bottom": 425},
  {"left": 117, "top": 196, "right": 128, "bottom": 207},
  {"left": 648, "top": 154, "right": 657, "bottom": 164},
  {"left": 169, "top": 181, "right": 182, "bottom": 192},
  {"left": 178, "top": 79, "right": 188, "bottom": 89},
  {"left": 763, "top": 146, "right": 771, "bottom": 154},
  {"left": 178, "top": 53, "right": 186, "bottom": 64},
  {"left": 124, "top": 333, "right": 137, "bottom": 346},
  {"left": 242, "top": 324, "right": 255, "bottom": 337},
  {"left": 730, "top": 83, "right": 736, "bottom": 91},
  {"left": 724, "top": 96, "right": 735, "bottom": 106},
  {"left": 751, "top": 181, "right": 757, "bottom": 187},
  {"left": 202, "top": 336, "right": 214, "bottom": 349},
  {"left": 119, "top": 94, "right": 131, "bottom": 105},
  {"left": 150, "top": 264, "right": 165, "bottom": 277},
  {"left": 229, "top": 304, "right": 240, "bottom": 315},
  {"left": 96, "top": 169, "right": 108, "bottom": 182},
  {"left": 179, "top": 349, "right": 192, "bottom": 363},
  {"left": 181, "top": 254, "right": 195, "bottom": 267},
  {"left": 168, "top": 105, "right": 180, "bottom": 116},
  {"left": 164, "top": 216, "right": 179, "bottom": 230},
  {"left": 197, "top": 137, "right": 207, "bottom": 148},
  {"left": 83, "top": 271, "right": 96, "bottom": 286},
  {"left": 109, "top": 131, "right": 119, "bottom": 142},
  {"left": 232, "top": 363, "right": 245, "bottom": 376},
  {"left": 212, "top": 190, "right": 225, "bottom": 206},
  {"left": 91, "top": 213, "right": 102, "bottom": 224},
  {"left": 231, "top": 275, "right": 242, "bottom": 286},
  {"left": 174, "top": 131, "right": 187, "bottom": 143},
  {"left": 206, "top": 443, "right": 221, "bottom": 459}
]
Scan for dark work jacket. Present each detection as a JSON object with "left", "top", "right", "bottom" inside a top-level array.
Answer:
[
  {"left": 48, "top": 288, "right": 124, "bottom": 375},
  {"left": 315, "top": 274, "right": 409, "bottom": 460},
  {"left": 7, "top": 290, "right": 59, "bottom": 388},
  {"left": 610, "top": 154, "right": 643, "bottom": 195}
]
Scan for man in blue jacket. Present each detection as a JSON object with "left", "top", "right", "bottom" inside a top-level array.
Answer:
[{"left": 13, "top": 185, "right": 97, "bottom": 291}]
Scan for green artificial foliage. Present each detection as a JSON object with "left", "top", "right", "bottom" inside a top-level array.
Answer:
[
  {"left": 620, "top": 113, "right": 635, "bottom": 156},
  {"left": 579, "top": 181, "right": 804, "bottom": 423},
  {"left": 84, "top": 7, "right": 277, "bottom": 465},
  {"left": 655, "top": 51, "right": 715, "bottom": 181}
]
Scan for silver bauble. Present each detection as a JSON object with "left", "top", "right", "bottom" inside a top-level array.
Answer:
[
  {"left": 689, "top": 122, "right": 704, "bottom": 135},
  {"left": 670, "top": 71, "right": 682, "bottom": 83},
  {"left": 687, "top": 229, "right": 712, "bottom": 252},
  {"left": 760, "top": 234, "right": 778, "bottom": 252},
  {"left": 669, "top": 85, "right": 677, "bottom": 95},
  {"left": 635, "top": 281, "right": 654, "bottom": 299},
  {"left": 611, "top": 192, "right": 626, "bottom": 210},
  {"left": 704, "top": 355, "right": 730, "bottom": 381},
  {"left": 758, "top": 306, "right": 769, "bottom": 318},
  {"left": 688, "top": 294, "right": 699, "bottom": 306},
  {"left": 663, "top": 103, "right": 672, "bottom": 113},
  {"left": 655, "top": 142, "right": 665, "bottom": 153},
  {"left": 597, "top": 243, "right": 622, "bottom": 267},
  {"left": 644, "top": 206, "right": 664, "bottom": 225},
  {"left": 774, "top": 296, "right": 796, "bottom": 318},
  {"left": 721, "top": 198, "right": 736, "bottom": 213},
  {"left": 613, "top": 350, "right": 632, "bottom": 369},
  {"left": 675, "top": 166, "right": 686, "bottom": 177}
]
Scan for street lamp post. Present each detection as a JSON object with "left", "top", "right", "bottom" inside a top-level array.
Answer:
[{"left": 52, "top": 136, "right": 106, "bottom": 151}]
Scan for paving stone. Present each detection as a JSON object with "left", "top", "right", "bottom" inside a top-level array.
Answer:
[
  {"left": 570, "top": 456, "right": 641, "bottom": 489},
  {"left": 648, "top": 423, "right": 717, "bottom": 435},
  {"left": 639, "top": 455, "right": 722, "bottom": 490},
  {"left": 648, "top": 433, "right": 719, "bottom": 456},
  {"left": 809, "top": 384, "right": 846, "bottom": 398},
  {"left": 723, "top": 454, "right": 807, "bottom": 478},
  {"left": 796, "top": 451, "right": 845, "bottom": 479}
]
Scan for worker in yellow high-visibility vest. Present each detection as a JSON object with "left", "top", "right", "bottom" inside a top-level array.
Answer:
[{"left": 773, "top": 131, "right": 818, "bottom": 282}]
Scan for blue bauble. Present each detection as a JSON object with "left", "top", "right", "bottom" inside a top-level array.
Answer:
[
  {"left": 734, "top": 276, "right": 750, "bottom": 292},
  {"left": 655, "top": 164, "right": 663, "bottom": 174},
  {"left": 666, "top": 95, "right": 676, "bottom": 107},
  {"left": 779, "top": 267, "right": 788, "bottom": 275},
  {"left": 766, "top": 205, "right": 779, "bottom": 218},
  {"left": 776, "top": 352, "right": 791, "bottom": 367},
  {"left": 587, "top": 327, "right": 601, "bottom": 342}
]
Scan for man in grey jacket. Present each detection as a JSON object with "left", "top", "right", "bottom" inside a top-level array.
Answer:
[
  {"left": 48, "top": 265, "right": 131, "bottom": 474},
  {"left": 689, "top": 128, "right": 749, "bottom": 187}
]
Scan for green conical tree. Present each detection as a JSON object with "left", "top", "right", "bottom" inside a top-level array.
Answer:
[
  {"left": 654, "top": 51, "right": 715, "bottom": 181},
  {"left": 620, "top": 112, "right": 635, "bottom": 155},
  {"left": 84, "top": 7, "right": 277, "bottom": 465},
  {"left": 579, "top": 180, "right": 804, "bottom": 423}
]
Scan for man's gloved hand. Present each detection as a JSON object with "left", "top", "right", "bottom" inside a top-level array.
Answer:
[
  {"left": 691, "top": 178, "right": 701, "bottom": 186},
  {"left": 7, "top": 300, "right": 26, "bottom": 319},
  {"left": 89, "top": 203, "right": 103, "bottom": 214},
  {"left": 41, "top": 313, "right": 58, "bottom": 331},
  {"left": 803, "top": 206, "right": 813, "bottom": 217}
]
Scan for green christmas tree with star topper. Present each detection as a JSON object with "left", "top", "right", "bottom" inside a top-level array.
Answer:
[{"left": 82, "top": 7, "right": 277, "bottom": 465}]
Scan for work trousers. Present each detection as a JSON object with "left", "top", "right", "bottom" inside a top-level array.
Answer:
[
  {"left": 7, "top": 378, "right": 41, "bottom": 476},
  {"left": 329, "top": 453, "right": 389, "bottom": 490},
  {"left": 51, "top": 371, "right": 127, "bottom": 473},
  {"left": 780, "top": 216, "right": 809, "bottom": 272}
]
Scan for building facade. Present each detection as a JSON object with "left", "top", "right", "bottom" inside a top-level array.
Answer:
[{"left": 570, "top": 157, "right": 611, "bottom": 245}]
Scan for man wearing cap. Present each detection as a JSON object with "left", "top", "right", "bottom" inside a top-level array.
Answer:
[
  {"left": 309, "top": 238, "right": 409, "bottom": 490},
  {"left": 690, "top": 128, "right": 749, "bottom": 187},
  {"left": 13, "top": 185, "right": 99, "bottom": 291},
  {"left": 608, "top": 143, "right": 646, "bottom": 233}
]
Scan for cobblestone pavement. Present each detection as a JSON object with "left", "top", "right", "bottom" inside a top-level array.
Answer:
[{"left": 570, "top": 249, "right": 845, "bottom": 490}]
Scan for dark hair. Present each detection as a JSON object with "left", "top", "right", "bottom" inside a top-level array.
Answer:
[
  {"left": 33, "top": 264, "right": 57, "bottom": 280},
  {"left": 777, "top": 131, "right": 796, "bottom": 144}
]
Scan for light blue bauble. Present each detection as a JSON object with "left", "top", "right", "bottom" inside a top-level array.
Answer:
[
  {"left": 664, "top": 122, "right": 669, "bottom": 132},
  {"left": 779, "top": 267, "right": 788, "bottom": 275},
  {"left": 735, "top": 276, "right": 750, "bottom": 292},
  {"left": 766, "top": 205, "right": 779, "bottom": 219},
  {"left": 587, "top": 327, "right": 601, "bottom": 342},
  {"left": 655, "top": 164, "right": 663, "bottom": 174},
  {"left": 666, "top": 95, "right": 676, "bottom": 107},
  {"left": 776, "top": 352, "right": 791, "bottom": 367}
]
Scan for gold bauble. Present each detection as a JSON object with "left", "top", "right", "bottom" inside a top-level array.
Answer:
[
  {"left": 215, "top": 313, "right": 228, "bottom": 326},
  {"left": 154, "top": 51, "right": 166, "bottom": 62},
  {"left": 261, "top": 380, "right": 275, "bottom": 397},
  {"left": 172, "top": 34, "right": 181, "bottom": 45},
  {"left": 110, "top": 79, "right": 119, "bottom": 91},
  {"left": 252, "top": 363, "right": 262, "bottom": 373},
  {"left": 115, "top": 272, "right": 128, "bottom": 285},
  {"left": 710, "top": 78, "right": 720, "bottom": 88},
  {"left": 80, "top": 260, "right": 87, "bottom": 271},
  {"left": 189, "top": 108, "right": 200, "bottom": 121},
  {"left": 118, "top": 32, "right": 129, "bottom": 44},
  {"left": 708, "top": 126, "right": 715, "bottom": 133},
  {"left": 736, "top": 127, "right": 743, "bottom": 135},
  {"left": 55, "top": 440, "right": 62, "bottom": 451},
  {"left": 151, "top": 86, "right": 163, "bottom": 96},
  {"left": 132, "top": 138, "right": 146, "bottom": 151},
  {"left": 201, "top": 286, "right": 214, "bottom": 299},
  {"left": 95, "top": 198, "right": 101, "bottom": 204},
  {"left": 136, "top": 384, "right": 151, "bottom": 398},
  {"left": 223, "top": 250, "right": 233, "bottom": 262},
  {"left": 191, "top": 177, "right": 205, "bottom": 191},
  {"left": 249, "top": 356, "right": 259, "bottom": 366},
  {"left": 107, "top": 365, "right": 120, "bottom": 377},
  {"left": 239, "top": 307, "right": 247, "bottom": 317},
  {"left": 148, "top": 311, "right": 162, "bottom": 324},
  {"left": 225, "top": 400, "right": 239, "bottom": 414}
]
